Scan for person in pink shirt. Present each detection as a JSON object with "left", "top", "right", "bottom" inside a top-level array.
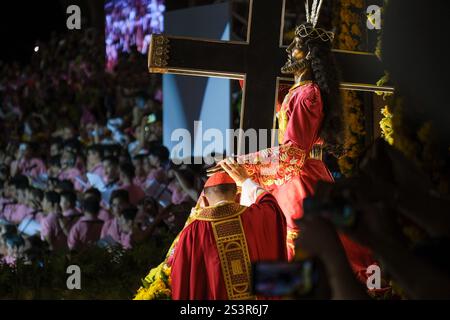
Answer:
[
  {"left": 132, "top": 154, "right": 148, "bottom": 189},
  {"left": 1, "top": 234, "right": 25, "bottom": 266},
  {"left": 103, "top": 156, "right": 120, "bottom": 186},
  {"left": 0, "top": 180, "right": 15, "bottom": 213},
  {"left": 10, "top": 143, "right": 46, "bottom": 179},
  {"left": 3, "top": 184, "right": 32, "bottom": 225},
  {"left": 59, "top": 191, "right": 82, "bottom": 237},
  {"left": 67, "top": 197, "right": 104, "bottom": 251},
  {"left": 86, "top": 145, "right": 105, "bottom": 180},
  {"left": 168, "top": 182, "right": 191, "bottom": 205},
  {"left": 47, "top": 156, "right": 62, "bottom": 179},
  {"left": 146, "top": 146, "right": 170, "bottom": 185},
  {"left": 84, "top": 188, "right": 112, "bottom": 222},
  {"left": 100, "top": 189, "right": 129, "bottom": 244},
  {"left": 131, "top": 154, "right": 149, "bottom": 189},
  {"left": 40, "top": 191, "right": 66, "bottom": 251},
  {"left": 1, "top": 202, "right": 16, "bottom": 223},
  {"left": 1, "top": 179, "right": 17, "bottom": 221},
  {"left": 58, "top": 151, "right": 85, "bottom": 192},
  {"left": 146, "top": 167, "right": 166, "bottom": 185},
  {"left": 117, "top": 207, "right": 138, "bottom": 250},
  {"left": 49, "top": 138, "right": 63, "bottom": 158},
  {"left": 23, "top": 187, "right": 45, "bottom": 223},
  {"left": 119, "top": 162, "right": 145, "bottom": 206}
]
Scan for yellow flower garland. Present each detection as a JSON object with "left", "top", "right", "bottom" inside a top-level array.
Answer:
[
  {"left": 335, "top": 0, "right": 366, "bottom": 176},
  {"left": 134, "top": 262, "right": 172, "bottom": 300},
  {"left": 380, "top": 105, "right": 394, "bottom": 145}
]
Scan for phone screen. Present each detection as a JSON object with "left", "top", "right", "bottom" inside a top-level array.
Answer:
[
  {"left": 252, "top": 261, "right": 316, "bottom": 297},
  {"left": 147, "top": 114, "right": 157, "bottom": 124}
]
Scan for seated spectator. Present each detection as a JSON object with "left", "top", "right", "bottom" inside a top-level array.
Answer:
[
  {"left": 1, "top": 179, "right": 17, "bottom": 221},
  {"left": 103, "top": 156, "right": 120, "bottom": 187},
  {"left": 47, "top": 156, "right": 62, "bottom": 178},
  {"left": 49, "top": 138, "right": 63, "bottom": 158},
  {"left": 100, "top": 156, "right": 121, "bottom": 204},
  {"left": 59, "top": 191, "right": 82, "bottom": 236},
  {"left": 131, "top": 153, "right": 149, "bottom": 189},
  {"left": 40, "top": 191, "right": 66, "bottom": 251},
  {"left": 86, "top": 144, "right": 104, "bottom": 179},
  {"left": 168, "top": 168, "right": 196, "bottom": 205},
  {"left": 100, "top": 189, "right": 129, "bottom": 244},
  {"left": 135, "top": 197, "right": 159, "bottom": 230},
  {"left": 119, "top": 162, "right": 145, "bottom": 205},
  {"left": 0, "top": 224, "right": 17, "bottom": 258},
  {"left": 55, "top": 179, "right": 75, "bottom": 193},
  {"left": 146, "top": 145, "right": 170, "bottom": 184},
  {"left": 10, "top": 143, "right": 46, "bottom": 179},
  {"left": 58, "top": 151, "right": 84, "bottom": 191},
  {"left": 24, "top": 187, "right": 44, "bottom": 223},
  {"left": 117, "top": 207, "right": 138, "bottom": 250},
  {"left": 67, "top": 197, "right": 104, "bottom": 251},
  {"left": 84, "top": 188, "right": 112, "bottom": 222},
  {"left": 3, "top": 179, "right": 32, "bottom": 224},
  {"left": 0, "top": 180, "right": 15, "bottom": 213},
  {"left": 1, "top": 233, "right": 25, "bottom": 266}
]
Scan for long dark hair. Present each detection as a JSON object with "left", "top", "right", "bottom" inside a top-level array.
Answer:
[{"left": 307, "top": 38, "right": 344, "bottom": 156}]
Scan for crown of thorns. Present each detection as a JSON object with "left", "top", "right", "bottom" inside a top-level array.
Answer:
[
  {"left": 297, "top": 0, "right": 334, "bottom": 43},
  {"left": 295, "top": 24, "right": 335, "bottom": 43}
]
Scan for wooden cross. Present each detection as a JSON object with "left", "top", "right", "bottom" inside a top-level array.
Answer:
[{"left": 148, "top": 0, "right": 393, "bottom": 154}]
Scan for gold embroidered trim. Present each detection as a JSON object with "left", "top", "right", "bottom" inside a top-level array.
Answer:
[
  {"left": 287, "top": 229, "right": 300, "bottom": 241},
  {"left": 211, "top": 217, "right": 255, "bottom": 300},
  {"left": 241, "top": 144, "right": 308, "bottom": 187},
  {"left": 289, "top": 80, "right": 313, "bottom": 92},
  {"left": 277, "top": 107, "right": 289, "bottom": 145},
  {"left": 193, "top": 202, "right": 247, "bottom": 222}
]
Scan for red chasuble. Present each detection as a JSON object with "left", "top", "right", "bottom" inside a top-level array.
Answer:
[{"left": 171, "top": 192, "right": 288, "bottom": 300}]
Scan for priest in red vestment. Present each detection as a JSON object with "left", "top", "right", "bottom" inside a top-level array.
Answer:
[{"left": 171, "top": 159, "right": 288, "bottom": 300}]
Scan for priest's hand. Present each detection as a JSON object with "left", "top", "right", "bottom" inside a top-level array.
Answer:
[{"left": 220, "top": 157, "right": 250, "bottom": 187}]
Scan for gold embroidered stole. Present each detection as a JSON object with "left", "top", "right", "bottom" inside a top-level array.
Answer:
[{"left": 194, "top": 202, "right": 255, "bottom": 300}]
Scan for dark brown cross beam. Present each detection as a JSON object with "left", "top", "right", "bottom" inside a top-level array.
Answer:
[{"left": 148, "top": 0, "right": 393, "bottom": 153}]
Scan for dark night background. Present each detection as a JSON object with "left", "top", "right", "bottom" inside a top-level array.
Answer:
[
  {"left": 0, "top": 0, "right": 224, "bottom": 65},
  {"left": 0, "top": 2, "right": 64, "bottom": 63}
]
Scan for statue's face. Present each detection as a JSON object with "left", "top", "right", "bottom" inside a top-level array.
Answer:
[{"left": 281, "top": 36, "right": 309, "bottom": 75}]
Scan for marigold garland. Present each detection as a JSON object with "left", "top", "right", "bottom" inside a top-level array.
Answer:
[
  {"left": 380, "top": 105, "right": 393, "bottom": 145},
  {"left": 334, "top": 0, "right": 366, "bottom": 176},
  {"left": 134, "top": 262, "right": 172, "bottom": 300}
]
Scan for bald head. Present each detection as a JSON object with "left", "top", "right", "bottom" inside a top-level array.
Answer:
[{"left": 204, "top": 184, "right": 237, "bottom": 206}]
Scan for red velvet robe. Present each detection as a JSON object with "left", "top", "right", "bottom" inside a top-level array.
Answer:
[
  {"left": 239, "top": 82, "right": 377, "bottom": 286},
  {"left": 240, "top": 82, "right": 333, "bottom": 259},
  {"left": 171, "top": 192, "right": 287, "bottom": 300}
]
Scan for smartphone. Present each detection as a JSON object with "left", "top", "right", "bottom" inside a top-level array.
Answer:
[
  {"left": 19, "top": 143, "right": 27, "bottom": 152},
  {"left": 252, "top": 260, "right": 316, "bottom": 297},
  {"left": 147, "top": 113, "right": 157, "bottom": 124}
]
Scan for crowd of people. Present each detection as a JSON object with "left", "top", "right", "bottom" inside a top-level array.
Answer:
[
  {"left": 1, "top": 0, "right": 450, "bottom": 301},
  {"left": 105, "top": 0, "right": 165, "bottom": 70},
  {"left": 0, "top": 29, "right": 206, "bottom": 267}
]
